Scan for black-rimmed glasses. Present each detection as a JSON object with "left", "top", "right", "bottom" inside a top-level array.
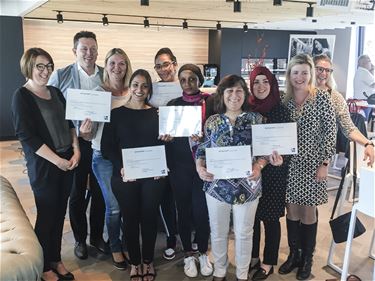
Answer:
[
  {"left": 35, "top": 63, "right": 54, "bottom": 72},
  {"left": 315, "top": 66, "right": 333, "bottom": 74},
  {"left": 154, "top": 61, "right": 175, "bottom": 71}
]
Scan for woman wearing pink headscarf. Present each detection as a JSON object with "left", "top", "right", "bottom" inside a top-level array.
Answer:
[{"left": 248, "top": 66, "right": 292, "bottom": 280}]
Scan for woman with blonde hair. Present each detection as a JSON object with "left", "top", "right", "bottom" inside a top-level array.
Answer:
[
  {"left": 313, "top": 54, "right": 374, "bottom": 166},
  {"left": 278, "top": 54, "right": 336, "bottom": 280},
  {"left": 80, "top": 48, "right": 133, "bottom": 270}
]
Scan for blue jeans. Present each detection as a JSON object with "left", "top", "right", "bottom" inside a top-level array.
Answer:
[{"left": 92, "top": 149, "right": 122, "bottom": 253}]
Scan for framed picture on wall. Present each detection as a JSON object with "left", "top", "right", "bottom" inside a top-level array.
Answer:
[{"left": 288, "top": 34, "right": 336, "bottom": 61}]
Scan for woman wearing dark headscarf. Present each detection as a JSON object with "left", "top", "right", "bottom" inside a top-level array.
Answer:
[
  {"left": 164, "top": 64, "right": 213, "bottom": 278},
  {"left": 248, "top": 66, "right": 292, "bottom": 280}
]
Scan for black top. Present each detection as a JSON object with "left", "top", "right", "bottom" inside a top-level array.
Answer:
[
  {"left": 101, "top": 106, "right": 162, "bottom": 177},
  {"left": 31, "top": 90, "right": 71, "bottom": 152},
  {"left": 166, "top": 96, "right": 211, "bottom": 169},
  {"left": 12, "top": 86, "right": 73, "bottom": 159},
  {"left": 256, "top": 103, "right": 292, "bottom": 220}
]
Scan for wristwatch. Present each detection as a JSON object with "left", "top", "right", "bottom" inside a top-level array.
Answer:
[{"left": 365, "top": 141, "right": 374, "bottom": 148}]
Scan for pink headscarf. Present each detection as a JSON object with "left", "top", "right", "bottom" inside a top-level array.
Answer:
[{"left": 248, "top": 66, "right": 281, "bottom": 115}]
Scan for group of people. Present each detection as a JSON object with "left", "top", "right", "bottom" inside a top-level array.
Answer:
[{"left": 12, "top": 29, "right": 374, "bottom": 281}]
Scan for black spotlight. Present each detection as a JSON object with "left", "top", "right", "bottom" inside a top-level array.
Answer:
[
  {"left": 216, "top": 21, "right": 222, "bottom": 30},
  {"left": 141, "top": 0, "right": 149, "bottom": 6},
  {"left": 351, "top": 21, "right": 356, "bottom": 25},
  {"left": 243, "top": 23, "right": 248, "bottom": 32},
  {"left": 306, "top": 4, "right": 313, "bottom": 17},
  {"left": 56, "top": 11, "right": 63, "bottom": 23},
  {"left": 234, "top": 0, "right": 241, "bottom": 12},
  {"left": 273, "top": 0, "right": 282, "bottom": 6},
  {"left": 312, "top": 19, "right": 317, "bottom": 23},
  {"left": 102, "top": 15, "right": 109, "bottom": 26},
  {"left": 144, "top": 17, "right": 150, "bottom": 28},
  {"left": 183, "top": 19, "right": 188, "bottom": 29}
]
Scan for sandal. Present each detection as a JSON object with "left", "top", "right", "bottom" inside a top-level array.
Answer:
[
  {"left": 142, "top": 263, "right": 156, "bottom": 281},
  {"left": 130, "top": 265, "right": 142, "bottom": 281}
]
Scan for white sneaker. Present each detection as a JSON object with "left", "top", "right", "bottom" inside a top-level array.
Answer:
[
  {"left": 191, "top": 242, "right": 198, "bottom": 253},
  {"left": 184, "top": 256, "right": 198, "bottom": 278},
  {"left": 199, "top": 254, "right": 213, "bottom": 277},
  {"left": 163, "top": 248, "right": 176, "bottom": 260}
]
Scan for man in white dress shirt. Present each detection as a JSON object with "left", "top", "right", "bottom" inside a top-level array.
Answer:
[{"left": 353, "top": 54, "right": 375, "bottom": 99}]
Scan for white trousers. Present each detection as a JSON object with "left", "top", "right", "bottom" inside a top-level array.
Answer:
[{"left": 206, "top": 194, "right": 259, "bottom": 280}]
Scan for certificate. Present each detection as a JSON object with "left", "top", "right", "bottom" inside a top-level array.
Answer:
[
  {"left": 159, "top": 106, "right": 202, "bottom": 137},
  {"left": 252, "top": 122, "right": 298, "bottom": 156},
  {"left": 206, "top": 145, "right": 252, "bottom": 180},
  {"left": 65, "top": 89, "right": 111, "bottom": 122},
  {"left": 122, "top": 145, "right": 168, "bottom": 180},
  {"left": 149, "top": 82, "right": 182, "bottom": 107}
]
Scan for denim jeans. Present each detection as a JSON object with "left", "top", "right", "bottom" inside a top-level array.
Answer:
[{"left": 92, "top": 149, "right": 122, "bottom": 253}]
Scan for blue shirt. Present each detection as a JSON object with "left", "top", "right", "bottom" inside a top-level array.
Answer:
[{"left": 196, "top": 112, "right": 264, "bottom": 204}]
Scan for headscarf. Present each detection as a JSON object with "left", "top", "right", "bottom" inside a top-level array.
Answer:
[
  {"left": 248, "top": 66, "right": 281, "bottom": 115},
  {"left": 178, "top": 64, "right": 205, "bottom": 103}
]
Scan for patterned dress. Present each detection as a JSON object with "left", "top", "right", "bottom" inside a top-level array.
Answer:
[
  {"left": 196, "top": 112, "right": 263, "bottom": 205},
  {"left": 256, "top": 103, "right": 292, "bottom": 221},
  {"left": 285, "top": 90, "right": 336, "bottom": 206}
]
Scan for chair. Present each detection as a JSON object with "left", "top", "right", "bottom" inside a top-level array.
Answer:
[
  {"left": 327, "top": 142, "right": 375, "bottom": 275},
  {"left": 340, "top": 166, "right": 375, "bottom": 281}
]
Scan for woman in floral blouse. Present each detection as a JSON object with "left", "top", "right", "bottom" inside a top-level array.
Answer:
[{"left": 196, "top": 75, "right": 282, "bottom": 281}]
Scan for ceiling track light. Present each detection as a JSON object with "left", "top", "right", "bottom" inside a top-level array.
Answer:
[
  {"left": 306, "top": 3, "right": 313, "bottom": 17},
  {"left": 216, "top": 21, "right": 222, "bottom": 30},
  {"left": 243, "top": 23, "right": 248, "bottom": 32},
  {"left": 140, "top": 0, "right": 149, "bottom": 6},
  {"left": 102, "top": 14, "right": 109, "bottom": 26},
  {"left": 144, "top": 17, "right": 150, "bottom": 28},
  {"left": 234, "top": 0, "right": 241, "bottom": 12},
  {"left": 273, "top": 0, "right": 282, "bottom": 6},
  {"left": 56, "top": 11, "right": 63, "bottom": 23},
  {"left": 182, "top": 19, "right": 188, "bottom": 29}
]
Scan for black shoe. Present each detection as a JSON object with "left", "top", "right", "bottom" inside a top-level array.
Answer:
[
  {"left": 278, "top": 250, "right": 301, "bottom": 274},
  {"left": 74, "top": 242, "right": 88, "bottom": 260},
  {"left": 112, "top": 257, "right": 128, "bottom": 270},
  {"left": 249, "top": 260, "right": 261, "bottom": 272},
  {"left": 52, "top": 268, "right": 75, "bottom": 280},
  {"left": 90, "top": 238, "right": 110, "bottom": 254},
  {"left": 296, "top": 257, "right": 312, "bottom": 280},
  {"left": 252, "top": 266, "right": 274, "bottom": 280}
]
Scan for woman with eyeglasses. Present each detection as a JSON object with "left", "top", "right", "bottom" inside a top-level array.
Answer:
[
  {"left": 12, "top": 48, "right": 80, "bottom": 281},
  {"left": 279, "top": 54, "right": 336, "bottom": 280},
  {"left": 313, "top": 54, "right": 374, "bottom": 166}
]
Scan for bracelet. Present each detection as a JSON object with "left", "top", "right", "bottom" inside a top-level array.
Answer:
[
  {"left": 365, "top": 141, "right": 374, "bottom": 148},
  {"left": 322, "top": 162, "right": 329, "bottom": 167}
]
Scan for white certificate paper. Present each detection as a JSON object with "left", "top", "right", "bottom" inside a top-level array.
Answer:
[
  {"left": 252, "top": 122, "right": 298, "bottom": 156},
  {"left": 65, "top": 89, "right": 112, "bottom": 122},
  {"left": 206, "top": 145, "right": 252, "bottom": 180},
  {"left": 159, "top": 106, "right": 202, "bottom": 137},
  {"left": 149, "top": 82, "right": 182, "bottom": 107},
  {"left": 122, "top": 145, "right": 168, "bottom": 180}
]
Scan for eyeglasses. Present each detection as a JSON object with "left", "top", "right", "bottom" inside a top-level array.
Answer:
[
  {"left": 35, "top": 63, "right": 54, "bottom": 72},
  {"left": 154, "top": 61, "right": 175, "bottom": 71},
  {"left": 315, "top": 66, "right": 333, "bottom": 74}
]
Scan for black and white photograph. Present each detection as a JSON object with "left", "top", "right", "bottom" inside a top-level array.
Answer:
[{"left": 288, "top": 34, "right": 336, "bottom": 61}]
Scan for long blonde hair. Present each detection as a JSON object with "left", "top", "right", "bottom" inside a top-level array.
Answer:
[
  {"left": 103, "top": 48, "right": 133, "bottom": 88},
  {"left": 284, "top": 54, "right": 316, "bottom": 103}
]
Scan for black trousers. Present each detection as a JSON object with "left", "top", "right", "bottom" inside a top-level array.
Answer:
[
  {"left": 69, "top": 138, "right": 105, "bottom": 243},
  {"left": 28, "top": 149, "right": 73, "bottom": 272},
  {"left": 159, "top": 179, "right": 177, "bottom": 248},
  {"left": 112, "top": 176, "right": 166, "bottom": 265},
  {"left": 169, "top": 165, "right": 210, "bottom": 253},
  {"left": 252, "top": 217, "right": 281, "bottom": 265}
]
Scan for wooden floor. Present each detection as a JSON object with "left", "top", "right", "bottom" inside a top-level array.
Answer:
[{"left": 0, "top": 140, "right": 374, "bottom": 281}]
